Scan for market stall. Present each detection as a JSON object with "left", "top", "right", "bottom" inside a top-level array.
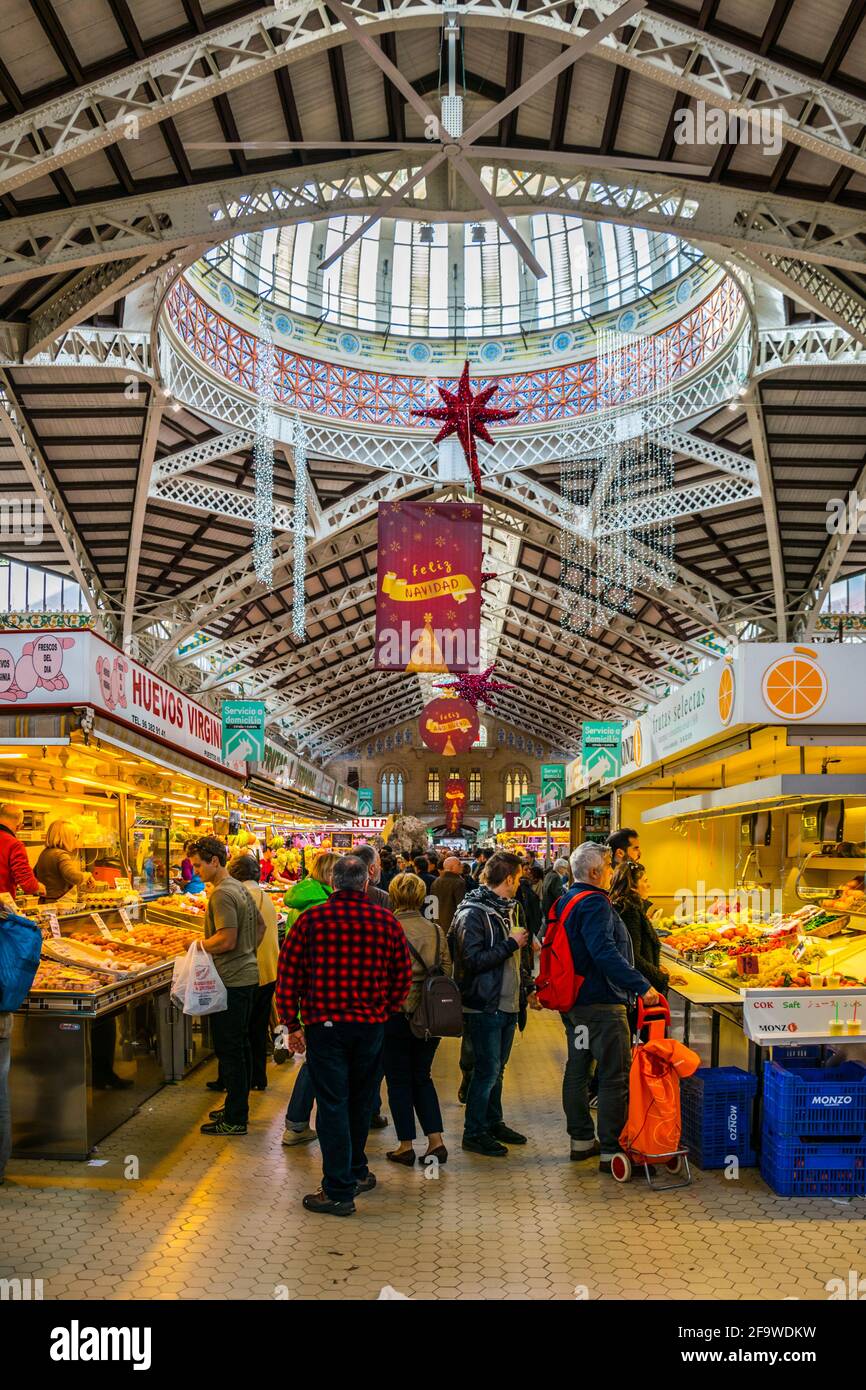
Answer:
[
  {"left": 605, "top": 643, "right": 866, "bottom": 1083},
  {"left": 0, "top": 626, "right": 245, "bottom": 1157}
]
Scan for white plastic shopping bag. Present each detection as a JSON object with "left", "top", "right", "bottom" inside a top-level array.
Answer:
[{"left": 172, "top": 940, "right": 227, "bottom": 1016}]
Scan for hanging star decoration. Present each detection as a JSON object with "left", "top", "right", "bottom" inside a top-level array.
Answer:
[
  {"left": 413, "top": 361, "right": 520, "bottom": 492},
  {"left": 435, "top": 665, "right": 516, "bottom": 712}
]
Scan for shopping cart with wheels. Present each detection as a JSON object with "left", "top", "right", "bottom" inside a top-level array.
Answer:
[{"left": 609, "top": 995, "right": 701, "bottom": 1189}]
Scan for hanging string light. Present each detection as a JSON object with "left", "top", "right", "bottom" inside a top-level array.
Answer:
[
  {"left": 252, "top": 311, "right": 276, "bottom": 586},
  {"left": 292, "top": 412, "right": 307, "bottom": 640},
  {"left": 559, "top": 319, "right": 677, "bottom": 636}
]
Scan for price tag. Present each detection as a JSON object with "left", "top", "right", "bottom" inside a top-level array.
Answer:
[
  {"left": 114, "top": 877, "right": 133, "bottom": 893},
  {"left": 118, "top": 907, "right": 133, "bottom": 931},
  {"left": 91, "top": 912, "right": 113, "bottom": 940},
  {"left": 47, "top": 912, "right": 61, "bottom": 939}
]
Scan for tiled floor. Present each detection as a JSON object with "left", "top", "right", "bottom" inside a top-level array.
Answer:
[{"left": 2, "top": 1010, "right": 864, "bottom": 1301}]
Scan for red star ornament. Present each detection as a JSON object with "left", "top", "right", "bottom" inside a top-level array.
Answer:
[
  {"left": 413, "top": 361, "right": 520, "bottom": 492},
  {"left": 434, "top": 664, "right": 516, "bottom": 712}
]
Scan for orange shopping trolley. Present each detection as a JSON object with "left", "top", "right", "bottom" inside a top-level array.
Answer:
[{"left": 609, "top": 995, "right": 701, "bottom": 1189}]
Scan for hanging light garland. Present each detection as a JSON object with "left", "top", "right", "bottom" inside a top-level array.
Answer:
[
  {"left": 252, "top": 311, "right": 276, "bottom": 586},
  {"left": 559, "top": 321, "right": 677, "bottom": 636},
  {"left": 292, "top": 412, "right": 307, "bottom": 640}
]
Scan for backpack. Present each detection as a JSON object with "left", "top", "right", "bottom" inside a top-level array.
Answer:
[
  {"left": 404, "top": 930, "right": 464, "bottom": 1040},
  {"left": 535, "top": 890, "right": 600, "bottom": 1013}
]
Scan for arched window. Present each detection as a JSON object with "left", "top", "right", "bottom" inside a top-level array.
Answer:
[
  {"left": 379, "top": 766, "right": 405, "bottom": 814},
  {"left": 469, "top": 768, "right": 482, "bottom": 802},
  {"left": 504, "top": 766, "right": 530, "bottom": 812},
  {"left": 426, "top": 767, "right": 440, "bottom": 803}
]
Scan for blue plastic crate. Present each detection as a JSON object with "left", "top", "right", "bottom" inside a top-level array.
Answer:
[
  {"left": 763, "top": 1059, "right": 866, "bottom": 1139},
  {"left": 681, "top": 1067, "right": 758, "bottom": 1169},
  {"left": 761, "top": 1132, "right": 866, "bottom": 1197},
  {"left": 773, "top": 1044, "right": 823, "bottom": 1063}
]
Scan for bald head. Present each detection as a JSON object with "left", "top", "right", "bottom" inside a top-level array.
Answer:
[
  {"left": 0, "top": 803, "right": 22, "bottom": 831},
  {"left": 443, "top": 855, "right": 462, "bottom": 874}
]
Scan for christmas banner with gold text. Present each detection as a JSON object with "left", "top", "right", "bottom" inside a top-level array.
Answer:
[{"left": 376, "top": 500, "right": 482, "bottom": 672}]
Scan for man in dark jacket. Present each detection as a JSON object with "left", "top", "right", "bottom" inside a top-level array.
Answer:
[
  {"left": 431, "top": 855, "right": 467, "bottom": 932},
  {"left": 451, "top": 852, "right": 528, "bottom": 1157},
  {"left": 542, "top": 857, "right": 571, "bottom": 918},
  {"left": 559, "top": 841, "right": 658, "bottom": 1173},
  {"left": 516, "top": 861, "right": 542, "bottom": 941}
]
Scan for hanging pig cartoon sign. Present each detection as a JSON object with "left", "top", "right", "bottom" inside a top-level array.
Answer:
[{"left": 0, "top": 634, "right": 76, "bottom": 700}]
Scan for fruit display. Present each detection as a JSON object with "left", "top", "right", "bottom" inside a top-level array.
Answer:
[{"left": 822, "top": 880, "right": 866, "bottom": 916}]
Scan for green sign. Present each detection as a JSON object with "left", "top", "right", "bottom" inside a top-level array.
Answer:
[
  {"left": 519, "top": 793, "right": 537, "bottom": 818},
  {"left": 357, "top": 787, "right": 375, "bottom": 815},
  {"left": 477, "top": 818, "right": 489, "bottom": 837},
  {"left": 221, "top": 700, "right": 265, "bottom": 763},
  {"left": 540, "top": 763, "right": 566, "bottom": 803},
  {"left": 492, "top": 814, "right": 506, "bottom": 833},
  {"left": 580, "top": 720, "right": 623, "bottom": 782}
]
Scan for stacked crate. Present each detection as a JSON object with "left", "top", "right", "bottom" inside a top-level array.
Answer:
[
  {"left": 680, "top": 1067, "right": 758, "bottom": 1169},
  {"left": 761, "top": 1059, "right": 866, "bottom": 1197}
]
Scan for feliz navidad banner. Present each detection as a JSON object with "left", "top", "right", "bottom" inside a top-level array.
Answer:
[{"left": 375, "top": 500, "right": 483, "bottom": 673}]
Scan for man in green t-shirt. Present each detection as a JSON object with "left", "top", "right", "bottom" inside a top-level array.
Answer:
[{"left": 191, "top": 836, "right": 264, "bottom": 1136}]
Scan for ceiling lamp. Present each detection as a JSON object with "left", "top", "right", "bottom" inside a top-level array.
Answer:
[
  {"left": 419, "top": 224, "right": 435, "bottom": 246},
  {"left": 471, "top": 223, "right": 486, "bottom": 244}
]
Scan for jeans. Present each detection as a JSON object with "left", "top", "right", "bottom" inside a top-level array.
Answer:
[
  {"left": 562, "top": 1003, "right": 631, "bottom": 1156},
  {"left": 249, "top": 980, "right": 276, "bottom": 1089},
  {"left": 463, "top": 1010, "right": 517, "bottom": 1140},
  {"left": 210, "top": 984, "right": 257, "bottom": 1126},
  {"left": 285, "top": 1061, "right": 316, "bottom": 1129},
  {"left": 0, "top": 1013, "right": 12, "bottom": 1179},
  {"left": 459, "top": 1023, "right": 474, "bottom": 1086},
  {"left": 383, "top": 1012, "right": 442, "bottom": 1141},
  {"left": 305, "top": 1021, "right": 384, "bottom": 1202}
]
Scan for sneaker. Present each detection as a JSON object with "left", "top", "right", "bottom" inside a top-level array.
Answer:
[
  {"left": 570, "top": 1140, "right": 601, "bottom": 1162},
  {"left": 206, "top": 1079, "right": 226, "bottom": 1092},
  {"left": 302, "top": 1189, "right": 355, "bottom": 1217},
  {"left": 200, "top": 1121, "right": 247, "bottom": 1136},
  {"left": 490, "top": 1123, "right": 527, "bottom": 1145},
  {"left": 209, "top": 1107, "right": 225, "bottom": 1121},
  {"left": 282, "top": 1126, "right": 316, "bottom": 1146},
  {"left": 354, "top": 1172, "right": 377, "bottom": 1194},
  {"left": 369, "top": 1113, "right": 389, "bottom": 1130},
  {"left": 462, "top": 1133, "right": 508, "bottom": 1157}
]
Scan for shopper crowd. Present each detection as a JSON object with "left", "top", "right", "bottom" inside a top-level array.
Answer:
[{"left": 0, "top": 813, "right": 683, "bottom": 1203}]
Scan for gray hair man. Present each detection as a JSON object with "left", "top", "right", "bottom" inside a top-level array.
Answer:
[
  {"left": 275, "top": 852, "right": 411, "bottom": 1216},
  {"left": 541, "top": 855, "right": 572, "bottom": 918},
  {"left": 557, "top": 841, "right": 657, "bottom": 1173},
  {"left": 353, "top": 843, "right": 390, "bottom": 909}
]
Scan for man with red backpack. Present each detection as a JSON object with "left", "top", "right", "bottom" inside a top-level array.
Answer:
[{"left": 538, "top": 841, "right": 657, "bottom": 1174}]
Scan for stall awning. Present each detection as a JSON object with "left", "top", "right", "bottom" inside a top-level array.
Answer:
[
  {"left": 245, "top": 773, "right": 334, "bottom": 822},
  {"left": 91, "top": 716, "right": 241, "bottom": 797},
  {"left": 641, "top": 774, "right": 866, "bottom": 826}
]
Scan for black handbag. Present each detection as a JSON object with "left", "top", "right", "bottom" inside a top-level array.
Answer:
[{"left": 404, "top": 930, "right": 463, "bottom": 1040}]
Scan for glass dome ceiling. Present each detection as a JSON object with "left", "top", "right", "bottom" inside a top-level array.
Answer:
[{"left": 202, "top": 214, "right": 702, "bottom": 341}]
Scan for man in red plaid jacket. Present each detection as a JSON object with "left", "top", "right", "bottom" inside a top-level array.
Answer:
[{"left": 276, "top": 853, "right": 412, "bottom": 1216}]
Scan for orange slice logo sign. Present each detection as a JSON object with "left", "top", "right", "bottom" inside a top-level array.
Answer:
[
  {"left": 761, "top": 647, "right": 828, "bottom": 722},
  {"left": 633, "top": 721, "right": 643, "bottom": 766},
  {"left": 718, "top": 663, "right": 735, "bottom": 726}
]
